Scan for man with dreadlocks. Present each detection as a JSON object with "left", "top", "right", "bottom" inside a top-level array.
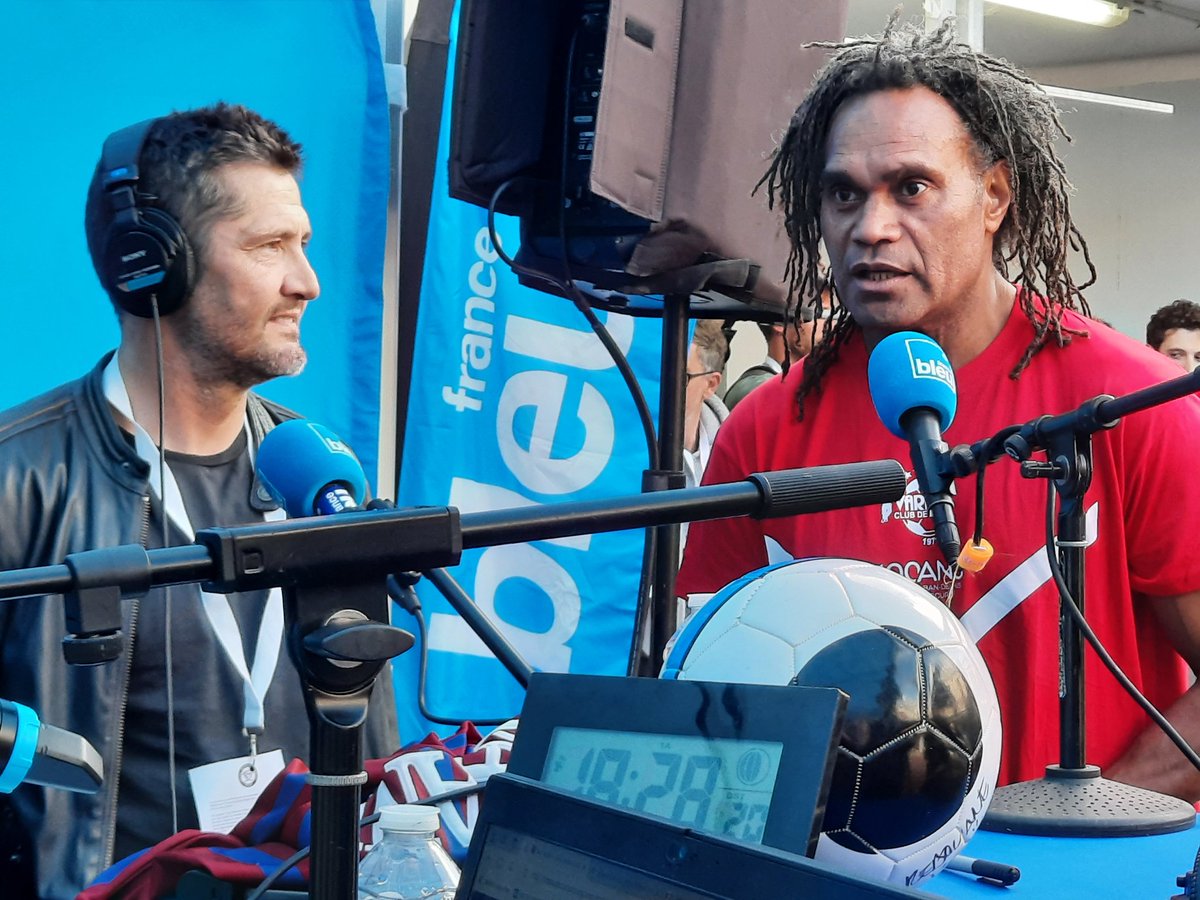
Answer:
[{"left": 675, "top": 18, "right": 1200, "bottom": 801}]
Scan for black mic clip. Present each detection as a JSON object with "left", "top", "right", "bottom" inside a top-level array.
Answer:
[
  {"left": 386, "top": 572, "right": 424, "bottom": 616},
  {"left": 900, "top": 409, "right": 956, "bottom": 496},
  {"left": 945, "top": 443, "right": 980, "bottom": 478},
  {"left": 900, "top": 409, "right": 961, "bottom": 564},
  {"left": 1000, "top": 394, "right": 1116, "bottom": 497},
  {"left": 62, "top": 544, "right": 152, "bottom": 666},
  {"left": 1003, "top": 395, "right": 1119, "bottom": 463}
]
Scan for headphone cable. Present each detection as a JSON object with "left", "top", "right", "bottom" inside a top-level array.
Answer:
[{"left": 149, "top": 295, "right": 181, "bottom": 836}]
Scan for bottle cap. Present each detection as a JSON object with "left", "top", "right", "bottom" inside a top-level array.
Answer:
[{"left": 378, "top": 803, "right": 440, "bottom": 833}]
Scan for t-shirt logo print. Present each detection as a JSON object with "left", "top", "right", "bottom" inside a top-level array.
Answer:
[
  {"left": 879, "top": 472, "right": 961, "bottom": 605},
  {"left": 880, "top": 470, "right": 955, "bottom": 541}
]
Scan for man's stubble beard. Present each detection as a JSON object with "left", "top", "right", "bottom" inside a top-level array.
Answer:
[{"left": 174, "top": 303, "right": 307, "bottom": 391}]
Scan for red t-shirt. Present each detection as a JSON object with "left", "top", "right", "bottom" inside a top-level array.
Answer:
[{"left": 677, "top": 301, "right": 1200, "bottom": 787}]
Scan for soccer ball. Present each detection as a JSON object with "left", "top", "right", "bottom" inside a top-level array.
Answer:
[{"left": 662, "top": 558, "right": 1001, "bottom": 888}]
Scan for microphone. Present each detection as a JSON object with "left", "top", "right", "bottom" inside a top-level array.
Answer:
[
  {"left": 256, "top": 419, "right": 368, "bottom": 516},
  {"left": 0, "top": 699, "right": 103, "bottom": 794},
  {"left": 867, "top": 332, "right": 961, "bottom": 564}
]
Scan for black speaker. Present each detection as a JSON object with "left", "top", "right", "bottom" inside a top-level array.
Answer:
[
  {"left": 447, "top": 0, "right": 847, "bottom": 308},
  {"left": 448, "top": 0, "right": 650, "bottom": 283},
  {"left": 98, "top": 119, "right": 194, "bottom": 318}
]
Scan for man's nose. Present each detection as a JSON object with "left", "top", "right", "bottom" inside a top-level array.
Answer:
[
  {"left": 285, "top": 250, "right": 320, "bottom": 301},
  {"left": 853, "top": 194, "right": 901, "bottom": 245}
]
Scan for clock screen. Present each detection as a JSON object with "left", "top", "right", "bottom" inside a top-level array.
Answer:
[{"left": 541, "top": 727, "right": 784, "bottom": 843}]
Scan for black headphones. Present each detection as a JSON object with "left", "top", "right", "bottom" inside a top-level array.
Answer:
[{"left": 98, "top": 118, "right": 195, "bottom": 317}]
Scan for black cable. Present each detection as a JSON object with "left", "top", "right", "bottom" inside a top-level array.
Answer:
[
  {"left": 244, "top": 843, "right": 309, "bottom": 900},
  {"left": 387, "top": 574, "right": 514, "bottom": 727},
  {"left": 149, "top": 295, "right": 181, "bottom": 837},
  {"left": 627, "top": 529, "right": 658, "bottom": 675},
  {"left": 413, "top": 603, "right": 512, "bottom": 728},
  {"left": 967, "top": 426, "right": 1021, "bottom": 548},
  {"left": 554, "top": 26, "right": 667, "bottom": 676},
  {"left": 485, "top": 178, "right": 657, "bottom": 460},
  {"left": 485, "top": 35, "right": 665, "bottom": 674},
  {"left": 972, "top": 458, "right": 987, "bottom": 547},
  {"left": 554, "top": 26, "right": 658, "bottom": 463},
  {"left": 244, "top": 784, "right": 488, "bottom": 899},
  {"left": 1042, "top": 477, "right": 1200, "bottom": 774}
]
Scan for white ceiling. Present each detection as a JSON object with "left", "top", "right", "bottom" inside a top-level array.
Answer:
[{"left": 846, "top": 1, "right": 1200, "bottom": 74}]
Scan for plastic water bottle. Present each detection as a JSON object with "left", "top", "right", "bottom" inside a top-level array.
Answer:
[{"left": 357, "top": 804, "right": 460, "bottom": 899}]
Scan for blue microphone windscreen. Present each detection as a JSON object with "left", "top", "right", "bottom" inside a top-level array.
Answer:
[
  {"left": 255, "top": 419, "right": 367, "bottom": 516},
  {"left": 0, "top": 700, "right": 40, "bottom": 794},
  {"left": 867, "top": 332, "right": 957, "bottom": 437}
]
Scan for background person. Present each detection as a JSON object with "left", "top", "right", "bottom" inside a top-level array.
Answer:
[
  {"left": 1147, "top": 298, "right": 1200, "bottom": 373},
  {"left": 724, "top": 283, "right": 834, "bottom": 411},
  {"left": 682, "top": 319, "right": 730, "bottom": 493},
  {"left": 722, "top": 320, "right": 786, "bottom": 412}
]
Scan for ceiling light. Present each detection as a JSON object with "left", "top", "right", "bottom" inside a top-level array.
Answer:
[
  {"left": 1042, "top": 84, "right": 1174, "bottom": 114},
  {"left": 986, "top": 0, "right": 1131, "bottom": 27}
]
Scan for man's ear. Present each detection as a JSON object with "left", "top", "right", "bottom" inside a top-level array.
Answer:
[{"left": 983, "top": 159, "right": 1013, "bottom": 236}]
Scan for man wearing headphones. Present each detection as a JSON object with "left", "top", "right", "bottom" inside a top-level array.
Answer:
[{"left": 0, "top": 103, "right": 398, "bottom": 897}]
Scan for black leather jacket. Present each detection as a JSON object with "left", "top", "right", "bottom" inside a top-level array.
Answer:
[{"left": 0, "top": 353, "right": 399, "bottom": 897}]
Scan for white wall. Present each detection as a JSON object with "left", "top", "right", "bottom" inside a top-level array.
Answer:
[{"left": 1043, "top": 78, "right": 1200, "bottom": 342}]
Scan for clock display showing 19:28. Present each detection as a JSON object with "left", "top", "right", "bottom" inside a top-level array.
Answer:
[{"left": 541, "top": 726, "right": 785, "bottom": 843}]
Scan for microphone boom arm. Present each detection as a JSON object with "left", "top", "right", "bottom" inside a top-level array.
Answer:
[{"left": 0, "top": 460, "right": 907, "bottom": 605}]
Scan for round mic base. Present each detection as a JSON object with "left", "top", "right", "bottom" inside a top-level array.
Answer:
[{"left": 981, "top": 764, "right": 1196, "bottom": 837}]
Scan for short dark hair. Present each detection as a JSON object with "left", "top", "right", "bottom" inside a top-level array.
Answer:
[
  {"left": 1147, "top": 299, "right": 1200, "bottom": 349},
  {"left": 84, "top": 102, "right": 304, "bottom": 307},
  {"left": 761, "top": 16, "right": 1095, "bottom": 418}
]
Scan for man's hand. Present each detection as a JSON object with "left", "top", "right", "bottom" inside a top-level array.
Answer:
[{"left": 1106, "top": 590, "right": 1200, "bottom": 802}]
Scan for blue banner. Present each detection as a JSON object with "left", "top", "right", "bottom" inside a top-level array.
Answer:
[
  {"left": 394, "top": 12, "right": 663, "bottom": 738},
  {"left": 0, "top": 0, "right": 388, "bottom": 479}
]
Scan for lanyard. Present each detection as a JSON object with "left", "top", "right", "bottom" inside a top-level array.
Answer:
[{"left": 102, "top": 354, "right": 285, "bottom": 737}]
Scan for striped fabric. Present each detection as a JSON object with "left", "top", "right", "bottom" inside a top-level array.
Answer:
[{"left": 80, "top": 721, "right": 516, "bottom": 899}]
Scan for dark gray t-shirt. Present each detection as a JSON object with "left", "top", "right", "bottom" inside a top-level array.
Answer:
[{"left": 114, "top": 429, "right": 311, "bottom": 862}]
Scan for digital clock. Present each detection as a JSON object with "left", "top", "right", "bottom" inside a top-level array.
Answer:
[
  {"left": 506, "top": 673, "right": 847, "bottom": 858},
  {"left": 542, "top": 727, "right": 782, "bottom": 843}
]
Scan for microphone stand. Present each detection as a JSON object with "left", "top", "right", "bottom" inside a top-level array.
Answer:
[
  {"left": 513, "top": 253, "right": 783, "bottom": 678},
  {"left": 946, "top": 369, "right": 1200, "bottom": 836},
  {"left": 0, "top": 461, "right": 904, "bottom": 900}
]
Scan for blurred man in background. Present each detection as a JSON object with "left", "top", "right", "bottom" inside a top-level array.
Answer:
[
  {"left": 1147, "top": 298, "right": 1200, "bottom": 373},
  {"left": 682, "top": 319, "right": 729, "bottom": 493},
  {"left": 724, "top": 283, "right": 833, "bottom": 411}
]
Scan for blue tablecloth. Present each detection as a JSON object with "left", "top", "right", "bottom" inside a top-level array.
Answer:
[{"left": 929, "top": 823, "right": 1200, "bottom": 899}]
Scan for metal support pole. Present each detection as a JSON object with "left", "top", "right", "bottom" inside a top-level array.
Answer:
[
  {"left": 1056, "top": 487, "right": 1088, "bottom": 770},
  {"left": 641, "top": 293, "right": 691, "bottom": 675}
]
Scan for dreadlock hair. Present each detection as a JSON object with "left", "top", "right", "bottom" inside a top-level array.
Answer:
[{"left": 761, "top": 15, "right": 1096, "bottom": 420}]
